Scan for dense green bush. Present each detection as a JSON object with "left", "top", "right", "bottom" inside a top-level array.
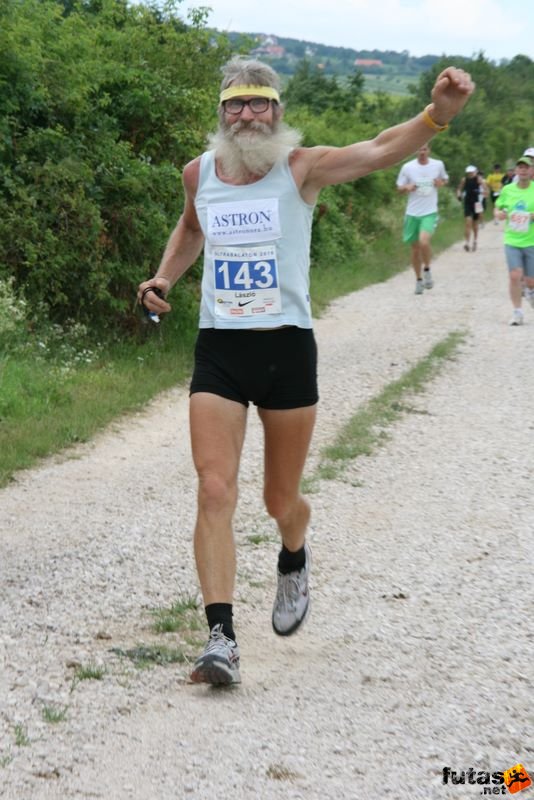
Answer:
[{"left": 0, "top": 0, "right": 230, "bottom": 332}]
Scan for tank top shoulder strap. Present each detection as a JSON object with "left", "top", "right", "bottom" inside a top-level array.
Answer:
[{"left": 198, "top": 151, "right": 215, "bottom": 189}]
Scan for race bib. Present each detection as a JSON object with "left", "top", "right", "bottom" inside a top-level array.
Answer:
[
  {"left": 416, "top": 179, "right": 434, "bottom": 196},
  {"left": 207, "top": 199, "right": 281, "bottom": 245},
  {"left": 509, "top": 211, "right": 531, "bottom": 233},
  {"left": 212, "top": 244, "right": 282, "bottom": 318}
]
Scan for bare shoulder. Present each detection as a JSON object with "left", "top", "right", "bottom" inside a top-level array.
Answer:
[
  {"left": 289, "top": 145, "right": 336, "bottom": 202},
  {"left": 289, "top": 146, "right": 331, "bottom": 179},
  {"left": 179, "top": 157, "right": 203, "bottom": 230},
  {"left": 182, "top": 156, "right": 202, "bottom": 196}
]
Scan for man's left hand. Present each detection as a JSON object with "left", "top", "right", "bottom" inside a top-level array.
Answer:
[{"left": 429, "top": 67, "right": 475, "bottom": 125}]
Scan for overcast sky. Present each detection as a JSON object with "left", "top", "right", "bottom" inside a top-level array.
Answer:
[{"left": 183, "top": 0, "right": 532, "bottom": 62}]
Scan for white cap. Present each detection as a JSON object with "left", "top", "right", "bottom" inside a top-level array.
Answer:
[
  {"left": 522, "top": 147, "right": 534, "bottom": 158},
  {"left": 465, "top": 165, "right": 477, "bottom": 173}
]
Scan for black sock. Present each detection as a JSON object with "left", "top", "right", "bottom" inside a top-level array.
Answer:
[
  {"left": 205, "top": 603, "right": 235, "bottom": 642},
  {"left": 278, "top": 545, "right": 306, "bottom": 575},
  {"left": 423, "top": 267, "right": 430, "bottom": 271}
]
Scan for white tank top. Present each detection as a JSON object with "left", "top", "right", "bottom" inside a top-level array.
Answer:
[{"left": 194, "top": 150, "right": 315, "bottom": 329}]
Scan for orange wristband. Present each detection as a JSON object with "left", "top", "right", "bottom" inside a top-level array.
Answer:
[{"left": 422, "top": 104, "right": 449, "bottom": 132}]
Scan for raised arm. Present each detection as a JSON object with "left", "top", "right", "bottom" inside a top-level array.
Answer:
[
  {"left": 137, "top": 158, "right": 205, "bottom": 315},
  {"left": 297, "top": 66, "right": 474, "bottom": 202}
]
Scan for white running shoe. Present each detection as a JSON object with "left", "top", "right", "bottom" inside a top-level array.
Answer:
[
  {"left": 272, "top": 543, "right": 311, "bottom": 636},
  {"left": 422, "top": 270, "right": 434, "bottom": 289},
  {"left": 415, "top": 279, "right": 424, "bottom": 295},
  {"left": 509, "top": 309, "right": 524, "bottom": 326},
  {"left": 190, "top": 624, "right": 241, "bottom": 685}
]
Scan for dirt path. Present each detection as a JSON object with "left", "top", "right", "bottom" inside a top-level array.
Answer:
[{"left": 1, "top": 221, "right": 533, "bottom": 799}]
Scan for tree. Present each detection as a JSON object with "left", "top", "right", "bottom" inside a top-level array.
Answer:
[
  {"left": 0, "top": 0, "right": 231, "bottom": 330},
  {"left": 283, "top": 60, "right": 363, "bottom": 114}
]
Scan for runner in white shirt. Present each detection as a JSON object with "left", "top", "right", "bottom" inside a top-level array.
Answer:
[{"left": 396, "top": 143, "right": 449, "bottom": 294}]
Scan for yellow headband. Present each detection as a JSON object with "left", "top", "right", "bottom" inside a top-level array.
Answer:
[{"left": 220, "top": 85, "right": 280, "bottom": 104}]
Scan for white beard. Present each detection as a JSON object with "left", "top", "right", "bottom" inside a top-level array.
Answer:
[{"left": 208, "top": 119, "right": 302, "bottom": 181}]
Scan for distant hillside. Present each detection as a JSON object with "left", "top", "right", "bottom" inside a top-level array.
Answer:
[{"left": 220, "top": 31, "right": 445, "bottom": 94}]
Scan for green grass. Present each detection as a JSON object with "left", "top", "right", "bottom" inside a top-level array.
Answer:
[
  {"left": 245, "top": 532, "right": 276, "bottom": 546},
  {"left": 41, "top": 705, "right": 68, "bottom": 724},
  {"left": 109, "top": 594, "right": 205, "bottom": 669},
  {"left": 111, "top": 643, "right": 193, "bottom": 669},
  {"left": 150, "top": 594, "right": 203, "bottom": 634},
  {"left": 316, "top": 330, "right": 467, "bottom": 481},
  {"left": 14, "top": 725, "right": 30, "bottom": 747},
  {"left": 0, "top": 335, "right": 195, "bottom": 487},
  {"left": 0, "top": 201, "right": 465, "bottom": 487},
  {"left": 73, "top": 663, "right": 106, "bottom": 681}
]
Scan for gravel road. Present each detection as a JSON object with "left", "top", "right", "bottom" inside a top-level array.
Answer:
[{"left": 1, "top": 221, "right": 533, "bottom": 800}]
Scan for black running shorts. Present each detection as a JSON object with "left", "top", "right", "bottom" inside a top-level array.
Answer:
[
  {"left": 463, "top": 201, "right": 481, "bottom": 220},
  {"left": 190, "top": 327, "right": 318, "bottom": 409}
]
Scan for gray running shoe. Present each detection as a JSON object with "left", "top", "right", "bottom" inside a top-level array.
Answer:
[
  {"left": 422, "top": 270, "right": 434, "bottom": 289},
  {"left": 272, "top": 543, "right": 311, "bottom": 636},
  {"left": 415, "top": 279, "right": 424, "bottom": 295},
  {"left": 190, "top": 624, "right": 241, "bottom": 685},
  {"left": 509, "top": 309, "right": 524, "bottom": 326}
]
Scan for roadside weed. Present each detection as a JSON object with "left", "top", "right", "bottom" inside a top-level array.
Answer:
[
  {"left": 111, "top": 644, "right": 191, "bottom": 670},
  {"left": 110, "top": 593, "right": 204, "bottom": 670},
  {"left": 14, "top": 725, "right": 30, "bottom": 747},
  {"left": 74, "top": 663, "right": 106, "bottom": 681},
  {"left": 41, "top": 705, "right": 68, "bottom": 724},
  {"left": 151, "top": 594, "right": 203, "bottom": 634}
]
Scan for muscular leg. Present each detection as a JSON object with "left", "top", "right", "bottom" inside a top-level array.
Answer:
[
  {"left": 190, "top": 392, "right": 247, "bottom": 606},
  {"left": 258, "top": 405, "right": 317, "bottom": 551},
  {"left": 472, "top": 218, "right": 479, "bottom": 249},
  {"left": 464, "top": 215, "right": 473, "bottom": 248},
  {"left": 509, "top": 267, "right": 524, "bottom": 309},
  {"left": 419, "top": 230, "right": 432, "bottom": 268},
  {"left": 410, "top": 242, "right": 422, "bottom": 279}
]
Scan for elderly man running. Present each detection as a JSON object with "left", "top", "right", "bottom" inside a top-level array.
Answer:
[{"left": 138, "top": 57, "right": 474, "bottom": 686}]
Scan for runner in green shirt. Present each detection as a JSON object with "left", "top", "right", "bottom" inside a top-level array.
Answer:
[{"left": 495, "top": 155, "right": 534, "bottom": 325}]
